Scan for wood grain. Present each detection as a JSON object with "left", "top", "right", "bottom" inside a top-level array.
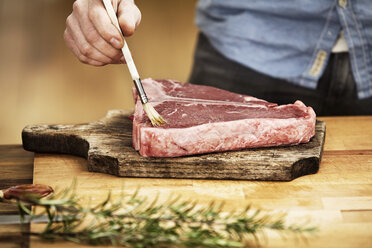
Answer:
[
  {"left": 22, "top": 110, "right": 326, "bottom": 181},
  {"left": 0, "top": 145, "right": 33, "bottom": 213},
  {"left": 318, "top": 116, "right": 372, "bottom": 151},
  {"left": 0, "top": 145, "right": 33, "bottom": 248},
  {"left": 30, "top": 143, "right": 372, "bottom": 248},
  {"left": 1, "top": 117, "right": 371, "bottom": 247},
  {"left": 29, "top": 117, "right": 372, "bottom": 247}
]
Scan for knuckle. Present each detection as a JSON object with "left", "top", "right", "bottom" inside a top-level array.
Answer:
[
  {"left": 96, "top": 28, "right": 111, "bottom": 41},
  {"left": 78, "top": 55, "right": 88, "bottom": 63},
  {"left": 63, "top": 30, "right": 68, "bottom": 41},
  {"left": 72, "top": 1, "right": 80, "bottom": 13},
  {"left": 85, "top": 32, "right": 99, "bottom": 44},
  {"left": 88, "top": 10, "right": 111, "bottom": 41},
  {"left": 63, "top": 30, "right": 72, "bottom": 45},
  {"left": 65, "top": 15, "right": 72, "bottom": 27},
  {"left": 72, "top": 0, "right": 84, "bottom": 14},
  {"left": 101, "top": 30, "right": 112, "bottom": 41},
  {"left": 80, "top": 44, "right": 93, "bottom": 57},
  {"left": 88, "top": 5, "right": 99, "bottom": 22}
]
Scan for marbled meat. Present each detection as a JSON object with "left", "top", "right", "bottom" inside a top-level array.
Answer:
[{"left": 132, "top": 79, "right": 316, "bottom": 157}]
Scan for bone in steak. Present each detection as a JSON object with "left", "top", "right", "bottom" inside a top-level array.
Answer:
[{"left": 132, "top": 79, "right": 316, "bottom": 157}]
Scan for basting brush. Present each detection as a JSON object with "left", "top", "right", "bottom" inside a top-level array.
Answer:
[{"left": 103, "top": 0, "right": 166, "bottom": 127}]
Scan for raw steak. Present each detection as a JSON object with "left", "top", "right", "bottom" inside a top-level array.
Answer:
[{"left": 132, "top": 79, "right": 316, "bottom": 157}]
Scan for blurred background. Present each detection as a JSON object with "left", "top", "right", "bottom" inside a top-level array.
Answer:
[{"left": 0, "top": 0, "right": 198, "bottom": 144}]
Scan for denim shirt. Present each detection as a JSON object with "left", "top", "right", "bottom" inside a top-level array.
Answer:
[{"left": 196, "top": 0, "right": 372, "bottom": 99}]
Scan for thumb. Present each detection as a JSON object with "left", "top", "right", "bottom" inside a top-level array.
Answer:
[{"left": 117, "top": 0, "right": 141, "bottom": 36}]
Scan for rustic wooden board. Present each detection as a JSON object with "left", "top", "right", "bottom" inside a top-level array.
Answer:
[{"left": 22, "top": 110, "right": 326, "bottom": 181}]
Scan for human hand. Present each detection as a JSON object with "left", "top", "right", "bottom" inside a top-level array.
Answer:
[{"left": 64, "top": 0, "right": 141, "bottom": 66}]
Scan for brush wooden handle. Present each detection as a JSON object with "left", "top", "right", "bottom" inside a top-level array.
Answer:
[
  {"left": 102, "top": 0, "right": 165, "bottom": 125},
  {"left": 102, "top": 0, "right": 140, "bottom": 80},
  {"left": 103, "top": 0, "right": 149, "bottom": 105}
]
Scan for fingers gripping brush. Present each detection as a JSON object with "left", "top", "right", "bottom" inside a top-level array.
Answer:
[{"left": 103, "top": 0, "right": 166, "bottom": 127}]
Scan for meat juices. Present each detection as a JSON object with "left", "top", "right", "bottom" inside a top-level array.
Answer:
[{"left": 132, "top": 79, "right": 316, "bottom": 157}]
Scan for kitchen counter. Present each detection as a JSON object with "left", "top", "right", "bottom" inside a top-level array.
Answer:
[{"left": 1, "top": 116, "right": 372, "bottom": 248}]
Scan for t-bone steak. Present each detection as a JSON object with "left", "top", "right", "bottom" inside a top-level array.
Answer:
[{"left": 132, "top": 79, "right": 316, "bottom": 157}]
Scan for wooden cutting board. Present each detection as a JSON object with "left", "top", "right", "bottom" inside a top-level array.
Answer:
[{"left": 22, "top": 110, "right": 326, "bottom": 181}]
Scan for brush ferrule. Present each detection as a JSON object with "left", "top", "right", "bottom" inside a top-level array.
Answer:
[{"left": 133, "top": 78, "right": 148, "bottom": 104}]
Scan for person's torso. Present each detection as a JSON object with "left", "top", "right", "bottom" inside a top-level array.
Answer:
[{"left": 196, "top": 0, "right": 372, "bottom": 99}]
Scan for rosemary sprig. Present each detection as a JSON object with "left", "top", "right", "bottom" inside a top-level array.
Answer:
[{"left": 17, "top": 182, "right": 317, "bottom": 247}]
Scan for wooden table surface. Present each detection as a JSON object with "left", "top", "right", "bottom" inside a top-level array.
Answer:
[
  {"left": 1, "top": 116, "right": 372, "bottom": 248},
  {"left": 0, "top": 145, "right": 33, "bottom": 248}
]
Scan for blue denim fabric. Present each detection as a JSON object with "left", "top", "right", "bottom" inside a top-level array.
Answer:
[{"left": 196, "top": 0, "right": 372, "bottom": 99}]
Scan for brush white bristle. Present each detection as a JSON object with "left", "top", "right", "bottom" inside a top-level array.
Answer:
[{"left": 143, "top": 103, "right": 166, "bottom": 127}]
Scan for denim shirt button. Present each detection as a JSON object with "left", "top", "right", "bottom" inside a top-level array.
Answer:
[{"left": 338, "top": 0, "right": 347, "bottom": 8}]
